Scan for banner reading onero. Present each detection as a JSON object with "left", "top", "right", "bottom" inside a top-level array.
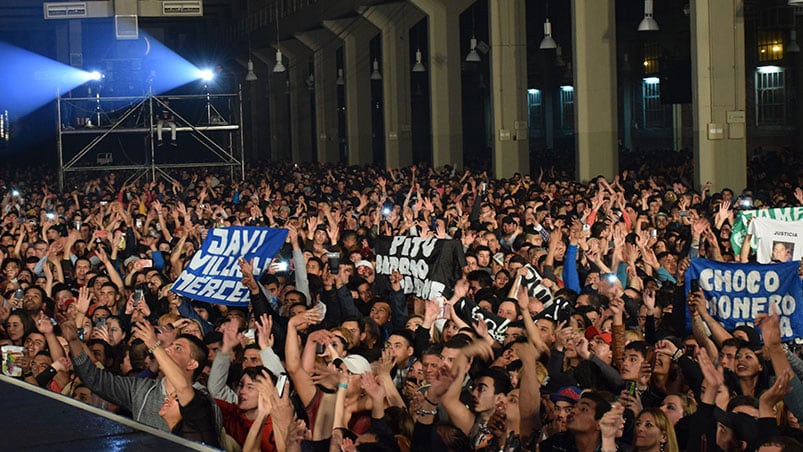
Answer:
[{"left": 685, "top": 258, "right": 803, "bottom": 341}]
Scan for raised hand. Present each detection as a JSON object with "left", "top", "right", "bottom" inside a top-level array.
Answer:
[
  {"left": 255, "top": 314, "right": 275, "bottom": 350},
  {"left": 599, "top": 403, "right": 626, "bottom": 440},
  {"left": 360, "top": 373, "right": 385, "bottom": 401},
  {"left": 754, "top": 305, "right": 781, "bottom": 348}
]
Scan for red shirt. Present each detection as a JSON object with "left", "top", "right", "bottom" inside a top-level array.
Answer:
[{"left": 215, "top": 399, "right": 276, "bottom": 451}]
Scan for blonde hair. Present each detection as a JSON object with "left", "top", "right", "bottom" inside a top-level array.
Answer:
[
  {"left": 666, "top": 392, "right": 697, "bottom": 417},
  {"left": 638, "top": 408, "right": 678, "bottom": 452},
  {"left": 158, "top": 313, "right": 180, "bottom": 326},
  {"left": 624, "top": 329, "right": 645, "bottom": 344}
]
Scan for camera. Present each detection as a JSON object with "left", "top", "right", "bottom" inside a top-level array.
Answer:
[
  {"left": 690, "top": 278, "right": 700, "bottom": 293},
  {"left": 133, "top": 289, "right": 144, "bottom": 306},
  {"left": 327, "top": 252, "right": 341, "bottom": 274},
  {"left": 276, "top": 373, "right": 288, "bottom": 397}
]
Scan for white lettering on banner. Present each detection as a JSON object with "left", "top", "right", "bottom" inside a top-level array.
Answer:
[
  {"left": 470, "top": 305, "right": 510, "bottom": 343},
  {"left": 206, "top": 228, "right": 269, "bottom": 257},
  {"left": 172, "top": 226, "right": 287, "bottom": 305},
  {"left": 699, "top": 268, "right": 780, "bottom": 294},
  {"left": 706, "top": 294, "right": 796, "bottom": 338},
  {"left": 388, "top": 236, "right": 437, "bottom": 258},
  {"left": 376, "top": 253, "right": 445, "bottom": 300}
]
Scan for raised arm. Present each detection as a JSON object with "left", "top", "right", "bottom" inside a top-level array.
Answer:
[
  {"left": 207, "top": 320, "right": 240, "bottom": 403},
  {"left": 132, "top": 321, "right": 194, "bottom": 406},
  {"left": 513, "top": 340, "right": 542, "bottom": 447},
  {"left": 284, "top": 312, "right": 322, "bottom": 406}
]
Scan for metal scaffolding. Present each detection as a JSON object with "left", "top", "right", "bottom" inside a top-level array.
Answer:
[{"left": 56, "top": 86, "right": 246, "bottom": 191}]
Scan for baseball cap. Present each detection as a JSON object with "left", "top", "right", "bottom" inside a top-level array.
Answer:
[
  {"left": 585, "top": 326, "right": 612, "bottom": 345},
  {"left": 340, "top": 354, "right": 372, "bottom": 375},
  {"left": 550, "top": 386, "right": 582, "bottom": 404},
  {"left": 356, "top": 260, "right": 374, "bottom": 271}
]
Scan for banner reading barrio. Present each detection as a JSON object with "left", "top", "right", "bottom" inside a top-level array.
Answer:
[
  {"left": 171, "top": 226, "right": 288, "bottom": 306},
  {"left": 374, "top": 236, "right": 466, "bottom": 300},
  {"left": 685, "top": 258, "right": 803, "bottom": 341}
]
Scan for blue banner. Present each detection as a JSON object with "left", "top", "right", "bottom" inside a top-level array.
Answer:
[
  {"left": 171, "top": 226, "right": 288, "bottom": 306},
  {"left": 685, "top": 259, "right": 803, "bottom": 341}
]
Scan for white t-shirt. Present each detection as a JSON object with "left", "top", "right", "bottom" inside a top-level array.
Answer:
[{"left": 747, "top": 217, "right": 803, "bottom": 263}]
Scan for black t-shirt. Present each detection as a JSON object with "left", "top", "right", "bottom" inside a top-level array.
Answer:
[{"left": 173, "top": 388, "right": 220, "bottom": 447}]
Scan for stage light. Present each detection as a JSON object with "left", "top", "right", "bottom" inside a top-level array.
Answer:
[
  {"left": 88, "top": 71, "right": 102, "bottom": 81},
  {"left": 199, "top": 69, "right": 214, "bottom": 81}
]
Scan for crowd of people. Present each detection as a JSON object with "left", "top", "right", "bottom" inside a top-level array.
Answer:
[{"left": 0, "top": 158, "right": 802, "bottom": 452}]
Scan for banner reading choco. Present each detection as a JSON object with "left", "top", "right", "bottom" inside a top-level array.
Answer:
[
  {"left": 685, "top": 258, "right": 803, "bottom": 341},
  {"left": 171, "top": 226, "right": 288, "bottom": 306}
]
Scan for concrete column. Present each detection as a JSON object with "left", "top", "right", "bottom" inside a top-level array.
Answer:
[
  {"left": 363, "top": 3, "right": 425, "bottom": 169},
  {"left": 254, "top": 49, "right": 291, "bottom": 161},
  {"left": 295, "top": 29, "right": 341, "bottom": 164},
  {"left": 691, "top": 0, "right": 746, "bottom": 191},
  {"left": 280, "top": 39, "right": 315, "bottom": 163},
  {"left": 324, "top": 17, "right": 380, "bottom": 166},
  {"left": 621, "top": 54, "right": 634, "bottom": 152},
  {"left": 410, "top": 0, "right": 475, "bottom": 169},
  {"left": 571, "top": 0, "right": 618, "bottom": 181},
  {"left": 488, "top": 0, "right": 528, "bottom": 178}
]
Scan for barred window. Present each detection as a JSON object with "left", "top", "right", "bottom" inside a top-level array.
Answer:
[
  {"left": 757, "top": 31, "right": 784, "bottom": 62},
  {"left": 642, "top": 77, "right": 664, "bottom": 128},
  {"left": 559, "top": 86, "right": 574, "bottom": 132},
  {"left": 755, "top": 66, "right": 786, "bottom": 125},
  {"left": 527, "top": 89, "right": 543, "bottom": 137}
]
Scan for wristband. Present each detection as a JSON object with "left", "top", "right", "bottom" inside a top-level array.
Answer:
[
  {"left": 148, "top": 340, "right": 162, "bottom": 354},
  {"left": 415, "top": 409, "right": 438, "bottom": 416},
  {"left": 423, "top": 395, "right": 438, "bottom": 406},
  {"left": 671, "top": 349, "right": 682, "bottom": 362},
  {"left": 338, "top": 383, "right": 348, "bottom": 389}
]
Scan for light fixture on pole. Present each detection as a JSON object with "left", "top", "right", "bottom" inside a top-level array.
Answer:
[
  {"left": 540, "top": 1, "right": 556, "bottom": 50},
  {"left": 272, "top": 3, "right": 286, "bottom": 73},
  {"left": 789, "top": 30, "right": 801, "bottom": 53},
  {"left": 466, "top": 37, "right": 481, "bottom": 62},
  {"left": 540, "top": 19, "right": 557, "bottom": 49},
  {"left": 371, "top": 59, "right": 382, "bottom": 80},
  {"left": 336, "top": 68, "right": 344, "bottom": 85},
  {"left": 273, "top": 50, "right": 286, "bottom": 72},
  {"left": 412, "top": 48, "right": 426, "bottom": 72},
  {"left": 638, "top": 0, "right": 660, "bottom": 31},
  {"left": 245, "top": 59, "right": 258, "bottom": 81},
  {"left": 466, "top": 10, "right": 481, "bottom": 62}
]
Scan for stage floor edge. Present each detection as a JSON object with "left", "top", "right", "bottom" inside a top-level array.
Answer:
[{"left": 0, "top": 374, "right": 219, "bottom": 451}]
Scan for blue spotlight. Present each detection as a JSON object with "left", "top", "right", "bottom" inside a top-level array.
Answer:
[
  {"left": 136, "top": 33, "right": 214, "bottom": 94},
  {"left": 0, "top": 41, "right": 93, "bottom": 117},
  {"left": 198, "top": 69, "right": 214, "bottom": 81},
  {"left": 87, "top": 71, "right": 102, "bottom": 81}
]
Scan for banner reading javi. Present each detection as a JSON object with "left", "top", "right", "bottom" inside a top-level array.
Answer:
[
  {"left": 685, "top": 258, "right": 803, "bottom": 341},
  {"left": 172, "top": 226, "right": 288, "bottom": 306}
]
